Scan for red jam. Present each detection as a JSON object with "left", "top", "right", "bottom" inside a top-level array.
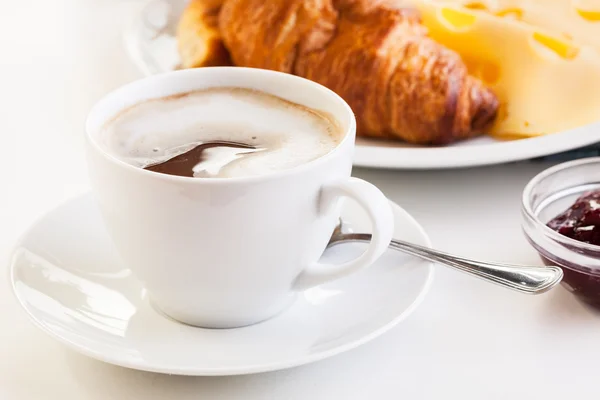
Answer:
[
  {"left": 546, "top": 190, "right": 600, "bottom": 307},
  {"left": 547, "top": 191, "right": 600, "bottom": 246}
]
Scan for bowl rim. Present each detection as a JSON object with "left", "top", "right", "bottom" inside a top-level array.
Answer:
[{"left": 522, "top": 156, "right": 600, "bottom": 253}]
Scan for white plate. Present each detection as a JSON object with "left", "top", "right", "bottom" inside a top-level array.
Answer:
[
  {"left": 123, "top": 0, "right": 600, "bottom": 170},
  {"left": 10, "top": 193, "right": 434, "bottom": 376}
]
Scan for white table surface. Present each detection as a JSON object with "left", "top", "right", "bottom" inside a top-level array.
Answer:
[{"left": 2, "top": 1, "right": 599, "bottom": 399}]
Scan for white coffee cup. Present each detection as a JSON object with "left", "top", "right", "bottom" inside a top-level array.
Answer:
[{"left": 86, "top": 67, "right": 394, "bottom": 328}]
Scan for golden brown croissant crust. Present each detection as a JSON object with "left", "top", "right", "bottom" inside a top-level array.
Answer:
[
  {"left": 179, "top": 0, "right": 499, "bottom": 145},
  {"left": 177, "top": 0, "right": 231, "bottom": 69}
]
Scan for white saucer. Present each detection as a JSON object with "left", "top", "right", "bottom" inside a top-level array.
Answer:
[{"left": 10, "top": 194, "right": 434, "bottom": 376}]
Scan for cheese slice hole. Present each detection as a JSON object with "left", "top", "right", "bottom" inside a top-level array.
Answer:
[
  {"left": 463, "top": 3, "right": 523, "bottom": 20},
  {"left": 439, "top": 8, "right": 477, "bottom": 30},
  {"left": 532, "top": 32, "right": 580, "bottom": 59},
  {"left": 576, "top": 8, "right": 600, "bottom": 22},
  {"left": 463, "top": 58, "right": 501, "bottom": 84},
  {"left": 464, "top": 2, "right": 488, "bottom": 10},
  {"left": 496, "top": 8, "right": 523, "bottom": 20}
]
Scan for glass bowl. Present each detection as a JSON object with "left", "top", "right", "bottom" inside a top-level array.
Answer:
[{"left": 522, "top": 157, "right": 600, "bottom": 307}]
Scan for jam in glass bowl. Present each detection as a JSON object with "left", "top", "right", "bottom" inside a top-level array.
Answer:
[{"left": 522, "top": 157, "right": 600, "bottom": 308}]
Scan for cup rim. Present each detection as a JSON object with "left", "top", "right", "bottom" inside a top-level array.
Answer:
[
  {"left": 521, "top": 156, "right": 600, "bottom": 252},
  {"left": 85, "top": 67, "right": 357, "bottom": 184}
]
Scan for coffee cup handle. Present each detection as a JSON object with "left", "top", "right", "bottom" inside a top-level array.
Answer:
[{"left": 293, "top": 177, "right": 394, "bottom": 291}]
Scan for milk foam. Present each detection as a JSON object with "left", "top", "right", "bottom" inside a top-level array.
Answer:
[{"left": 98, "top": 88, "right": 342, "bottom": 178}]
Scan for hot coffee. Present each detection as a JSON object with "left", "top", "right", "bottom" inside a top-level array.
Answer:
[
  {"left": 97, "top": 87, "right": 343, "bottom": 178},
  {"left": 86, "top": 67, "right": 394, "bottom": 328}
]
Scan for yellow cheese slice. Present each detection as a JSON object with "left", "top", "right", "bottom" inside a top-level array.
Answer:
[
  {"left": 412, "top": 1, "right": 600, "bottom": 137},
  {"left": 426, "top": 0, "right": 600, "bottom": 52}
]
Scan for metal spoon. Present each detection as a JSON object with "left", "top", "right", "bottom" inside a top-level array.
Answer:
[{"left": 328, "top": 220, "right": 563, "bottom": 294}]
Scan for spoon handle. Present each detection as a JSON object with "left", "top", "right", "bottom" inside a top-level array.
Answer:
[{"left": 340, "top": 233, "right": 563, "bottom": 294}]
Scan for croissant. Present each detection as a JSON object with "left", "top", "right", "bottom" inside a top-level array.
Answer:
[
  {"left": 179, "top": 0, "right": 499, "bottom": 145},
  {"left": 177, "top": 0, "right": 231, "bottom": 68}
]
